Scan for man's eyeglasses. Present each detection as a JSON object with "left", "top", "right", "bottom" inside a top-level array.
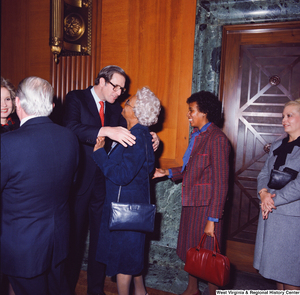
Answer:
[
  {"left": 108, "top": 81, "right": 126, "bottom": 94},
  {"left": 125, "top": 99, "right": 134, "bottom": 108}
]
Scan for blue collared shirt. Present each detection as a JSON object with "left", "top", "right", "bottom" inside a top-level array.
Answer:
[{"left": 181, "top": 122, "right": 211, "bottom": 173}]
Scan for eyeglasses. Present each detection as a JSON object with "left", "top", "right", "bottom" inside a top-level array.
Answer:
[
  {"left": 108, "top": 81, "right": 126, "bottom": 94},
  {"left": 125, "top": 99, "right": 134, "bottom": 108}
]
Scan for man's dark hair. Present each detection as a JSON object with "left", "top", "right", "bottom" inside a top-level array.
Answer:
[{"left": 94, "top": 65, "right": 127, "bottom": 85}]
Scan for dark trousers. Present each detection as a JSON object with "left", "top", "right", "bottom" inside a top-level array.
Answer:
[
  {"left": 66, "top": 171, "right": 106, "bottom": 295},
  {"left": 8, "top": 259, "right": 69, "bottom": 295}
]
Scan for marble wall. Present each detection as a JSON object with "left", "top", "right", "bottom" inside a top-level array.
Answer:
[{"left": 150, "top": 0, "right": 300, "bottom": 275}]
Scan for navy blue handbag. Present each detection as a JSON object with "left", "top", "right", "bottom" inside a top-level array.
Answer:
[
  {"left": 109, "top": 186, "right": 156, "bottom": 232},
  {"left": 108, "top": 133, "right": 156, "bottom": 232}
]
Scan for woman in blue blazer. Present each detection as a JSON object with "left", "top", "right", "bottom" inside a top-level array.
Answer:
[{"left": 92, "top": 87, "right": 160, "bottom": 295}]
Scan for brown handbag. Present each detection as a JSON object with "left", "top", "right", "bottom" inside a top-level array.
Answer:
[{"left": 184, "top": 233, "right": 230, "bottom": 287}]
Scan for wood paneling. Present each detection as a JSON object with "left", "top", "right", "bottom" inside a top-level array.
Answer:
[
  {"left": 100, "top": 0, "right": 197, "bottom": 168},
  {"left": 1, "top": 0, "right": 51, "bottom": 87},
  {"left": 226, "top": 241, "right": 257, "bottom": 274}
]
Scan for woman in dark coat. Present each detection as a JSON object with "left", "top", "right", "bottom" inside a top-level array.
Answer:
[
  {"left": 92, "top": 87, "right": 160, "bottom": 295},
  {"left": 154, "top": 91, "right": 231, "bottom": 295},
  {"left": 253, "top": 99, "right": 300, "bottom": 290}
]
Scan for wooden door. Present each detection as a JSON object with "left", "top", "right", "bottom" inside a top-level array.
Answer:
[{"left": 219, "top": 21, "right": 300, "bottom": 272}]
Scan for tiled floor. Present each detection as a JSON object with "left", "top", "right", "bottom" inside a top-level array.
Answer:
[
  {"left": 75, "top": 270, "right": 176, "bottom": 295},
  {"left": 75, "top": 264, "right": 277, "bottom": 295},
  {"left": 144, "top": 264, "right": 276, "bottom": 294}
]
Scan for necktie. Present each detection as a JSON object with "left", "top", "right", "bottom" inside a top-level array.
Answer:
[{"left": 99, "top": 101, "right": 105, "bottom": 126}]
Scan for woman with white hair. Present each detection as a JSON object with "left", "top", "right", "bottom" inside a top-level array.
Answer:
[{"left": 92, "top": 87, "right": 161, "bottom": 295}]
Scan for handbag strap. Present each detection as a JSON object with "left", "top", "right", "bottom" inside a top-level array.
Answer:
[
  {"left": 117, "top": 186, "right": 122, "bottom": 202},
  {"left": 197, "top": 233, "right": 221, "bottom": 254},
  {"left": 143, "top": 132, "right": 151, "bottom": 203},
  {"left": 116, "top": 131, "right": 151, "bottom": 203}
]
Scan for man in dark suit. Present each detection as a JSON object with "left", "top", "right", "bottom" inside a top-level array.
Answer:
[
  {"left": 1, "top": 76, "right": 79, "bottom": 295},
  {"left": 63, "top": 65, "right": 134, "bottom": 295},
  {"left": 63, "top": 65, "right": 158, "bottom": 295}
]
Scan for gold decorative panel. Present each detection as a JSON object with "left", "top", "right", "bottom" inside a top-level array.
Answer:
[{"left": 50, "top": 0, "right": 92, "bottom": 63}]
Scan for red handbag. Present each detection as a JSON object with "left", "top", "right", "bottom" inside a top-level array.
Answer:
[{"left": 184, "top": 234, "right": 230, "bottom": 287}]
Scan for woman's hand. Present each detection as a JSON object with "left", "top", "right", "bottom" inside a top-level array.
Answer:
[
  {"left": 153, "top": 168, "right": 169, "bottom": 178},
  {"left": 260, "top": 189, "right": 276, "bottom": 220},
  {"left": 150, "top": 132, "right": 160, "bottom": 152},
  {"left": 94, "top": 136, "right": 105, "bottom": 152},
  {"left": 204, "top": 220, "right": 215, "bottom": 238}
]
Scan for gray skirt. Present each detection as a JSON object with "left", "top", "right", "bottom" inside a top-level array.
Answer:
[{"left": 253, "top": 211, "right": 300, "bottom": 286}]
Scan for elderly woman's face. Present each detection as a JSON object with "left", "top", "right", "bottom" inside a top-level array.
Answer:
[
  {"left": 1, "top": 87, "right": 13, "bottom": 122},
  {"left": 282, "top": 104, "right": 300, "bottom": 140},
  {"left": 187, "top": 101, "right": 208, "bottom": 129},
  {"left": 122, "top": 95, "right": 137, "bottom": 120}
]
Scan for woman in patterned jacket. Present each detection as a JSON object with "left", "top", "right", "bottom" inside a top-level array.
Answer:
[{"left": 154, "top": 91, "right": 231, "bottom": 295}]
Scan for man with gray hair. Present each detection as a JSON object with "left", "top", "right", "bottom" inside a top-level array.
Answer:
[{"left": 1, "top": 76, "right": 79, "bottom": 295}]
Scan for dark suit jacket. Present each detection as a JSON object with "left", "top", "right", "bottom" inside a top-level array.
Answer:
[
  {"left": 63, "top": 87, "right": 126, "bottom": 195},
  {"left": 170, "top": 123, "right": 230, "bottom": 219},
  {"left": 0, "top": 117, "right": 79, "bottom": 278}
]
